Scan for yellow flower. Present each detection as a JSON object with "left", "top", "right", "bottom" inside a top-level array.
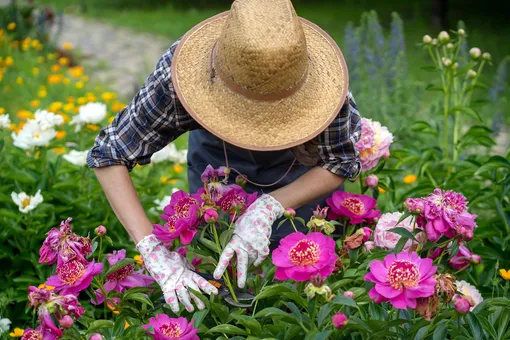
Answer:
[
  {"left": 31, "top": 39, "right": 40, "bottom": 48},
  {"left": 107, "top": 301, "right": 120, "bottom": 315},
  {"left": 66, "top": 96, "right": 75, "bottom": 103},
  {"left": 9, "top": 123, "right": 15, "bottom": 131},
  {"left": 37, "top": 283, "right": 55, "bottom": 290},
  {"left": 500, "top": 269, "right": 510, "bottom": 280},
  {"left": 77, "top": 97, "right": 86, "bottom": 105},
  {"left": 403, "top": 174, "right": 418, "bottom": 185},
  {"left": 21, "top": 43, "right": 29, "bottom": 52},
  {"left": 134, "top": 254, "right": 143, "bottom": 266},
  {"left": 36, "top": 56, "right": 45, "bottom": 63},
  {"left": 0, "top": 107, "right": 4, "bottom": 114},
  {"left": 101, "top": 92, "right": 116, "bottom": 101},
  {"left": 86, "top": 93, "right": 97, "bottom": 102},
  {"left": 63, "top": 78, "right": 71, "bottom": 85},
  {"left": 49, "top": 101, "right": 63, "bottom": 112},
  {"left": 160, "top": 176, "right": 169, "bottom": 184},
  {"left": 55, "top": 131, "right": 67, "bottom": 139},
  {"left": 111, "top": 101, "right": 126, "bottom": 112},
  {"left": 48, "top": 74, "right": 63, "bottom": 84},
  {"left": 16, "top": 77, "right": 23, "bottom": 85},
  {"left": 169, "top": 179, "right": 178, "bottom": 185},
  {"left": 75, "top": 81, "right": 84, "bottom": 89},
  {"left": 62, "top": 42, "right": 72, "bottom": 50},
  {"left": 173, "top": 164, "right": 183, "bottom": 173},
  {"left": 60, "top": 113, "right": 70, "bottom": 123},
  {"left": 4, "top": 56, "right": 13, "bottom": 66},
  {"left": 51, "top": 64, "right": 61, "bottom": 73},
  {"left": 7, "top": 22, "right": 16, "bottom": 31},
  {"left": 17, "top": 110, "right": 33, "bottom": 119},
  {"left": 63, "top": 103, "right": 75, "bottom": 112},
  {"left": 81, "top": 75, "right": 89, "bottom": 82},
  {"left": 377, "top": 186, "right": 386, "bottom": 193},
  {"left": 47, "top": 53, "right": 58, "bottom": 60},
  {"left": 68, "top": 66, "right": 84, "bottom": 78},
  {"left": 58, "top": 57, "right": 70, "bottom": 66},
  {"left": 86, "top": 124, "right": 100, "bottom": 131},
  {"left": 38, "top": 89, "right": 47, "bottom": 98},
  {"left": 30, "top": 100, "right": 40, "bottom": 108},
  {"left": 9, "top": 328, "right": 24, "bottom": 337},
  {"left": 124, "top": 321, "right": 130, "bottom": 330},
  {"left": 108, "top": 116, "right": 115, "bottom": 124},
  {"left": 32, "top": 67, "right": 39, "bottom": 76},
  {"left": 52, "top": 147, "right": 66, "bottom": 155}
]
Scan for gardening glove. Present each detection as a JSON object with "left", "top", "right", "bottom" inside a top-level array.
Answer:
[
  {"left": 213, "top": 194, "right": 284, "bottom": 288},
  {"left": 137, "top": 234, "right": 218, "bottom": 313}
]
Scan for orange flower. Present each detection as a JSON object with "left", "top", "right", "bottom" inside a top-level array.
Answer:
[
  {"left": 134, "top": 255, "right": 143, "bottom": 265},
  {"left": 60, "top": 114, "right": 70, "bottom": 123},
  {"left": 62, "top": 42, "right": 72, "bottom": 50},
  {"left": 55, "top": 131, "right": 67, "bottom": 139},
  {"left": 29, "top": 100, "right": 40, "bottom": 108},
  {"left": 9, "top": 123, "right": 15, "bottom": 131},
  {"left": 58, "top": 57, "right": 70, "bottom": 66},
  {"left": 7, "top": 22, "right": 16, "bottom": 30},
  {"left": 86, "top": 124, "right": 100, "bottom": 131},
  {"left": 48, "top": 74, "right": 63, "bottom": 84},
  {"left": 51, "top": 147, "right": 66, "bottom": 155},
  {"left": 0, "top": 107, "right": 5, "bottom": 114},
  {"left": 68, "top": 66, "right": 84, "bottom": 78},
  {"left": 4, "top": 56, "right": 13, "bottom": 67},
  {"left": 66, "top": 96, "right": 75, "bottom": 103},
  {"left": 173, "top": 165, "right": 183, "bottom": 173},
  {"left": 403, "top": 174, "right": 418, "bottom": 185},
  {"left": 37, "top": 283, "right": 55, "bottom": 290},
  {"left": 107, "top": 301, "right": 120, "bottom": 315},
  {"left": 14, "top": 122, "right": 25, "bottom": 133},
  {"left": 111, "top": 101, "right": 126, "bottom": 112},
  {"left": 378, "top": 186, "right": 386, "bottom": 193},
  {"left": 51, "top": 64, "right": 61, "bottom": 73},
  {"left": 9, "top": 328, "right": 24, "bottom": 337},
  {"left": 77, "top": 97, "right": 86, "bottom": 105},
  {"left": 101, "top": 92, "right": 116, "bottom": 101},
  {"left": 63, "top": 103, "right": 75, "bottom": 112},
  {"left": 49, "top": 101, "right": 63, "bottom": 112},
  {"left": 17, "top": 110, "right": 33, "bottom": 119}
]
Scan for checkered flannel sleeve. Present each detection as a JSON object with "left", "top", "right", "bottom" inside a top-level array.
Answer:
[
  {"left": 87, "top": 41, "right": 197, "bottom": 170},
  {"left": 316, "top": 91, "right": 362, "bottom": 181}
]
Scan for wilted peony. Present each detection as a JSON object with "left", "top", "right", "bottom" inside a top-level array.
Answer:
[
  {"left": 355, "top": 118, "right": 393, "bottom": 171},
  {"left": 63, "top": 150, "right": 88, "bottom": 166},
  {"left": 11, "top": 190, "right": 44, "bottom": 213}
]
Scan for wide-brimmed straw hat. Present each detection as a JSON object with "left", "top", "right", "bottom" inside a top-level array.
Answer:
[{"left": 171, "top": 0, "right": 348, "bottom": 151}]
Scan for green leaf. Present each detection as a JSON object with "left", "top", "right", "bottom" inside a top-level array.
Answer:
[
  {"left": 254, "top": 283, "right": 296, "bottom": 301},
  {"left": 433, "top": 323, "right": 447, "bottom": 340},
  {"left": 475, "top": 156, "right": 510, "bottom": 175},
  {"left": 211, "top": 302, "right": 229, "bottom": 323},
  {"left": 413, "top": 325, "right": 430, "bottom": 340},
  {"left": 105, "top": 258, "right": 136, "bottom": 277},
  {"left": 198, "top": 237, "right": 220, "bottom": 254},
  {"left": 283, "top": 302, "right": 303, "bottom": 324},
  {"left": 330, "top": 295, "right": 358, "bottom": 309},
  {"left": 193, "top": 309, "right": 209, "bottom": 328},
  {"left": 230, "top": 314, "right": 262, "bottom": 336},
  {"left": 219, "top": 229, "right": 234, "bottom": 249},
  {"left": 317, "top": 303, "right": 335, "bottom": 327},
  {"left": 88, "top": 320, "right": 114, "bottom": 331},
  {"left": 467, "top": 313, "right": 482, "bottom": 339},
  {"left": 122, "top": 293, "right": 153, "bottom": 308},
  {"left": 449, "top": 105, "right": 482, "bottom": 121},
  {"left": 207, "top": 324, "right": 248, "bottom": 336},
  {"left": 313, "top": 330, "right": 332, "bottom": 340},
  {"left": 388, "top": 227, "right": 414, "bottom": 240}
]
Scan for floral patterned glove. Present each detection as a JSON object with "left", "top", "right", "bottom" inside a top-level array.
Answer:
[
  {"left": 213, "top": 194, "right": 284, "bottom": 288},
  {"left": 137, "top": 234, "right": 218, "bottom": 313}
]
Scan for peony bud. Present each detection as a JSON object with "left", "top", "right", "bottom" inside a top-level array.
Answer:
[
  {"left": 423, "top": 35, "right": 432, "bottom": 44},
  {"left": 95, "top": 225, "right": 106, "bottom": 236},
  {"left": 90, "top": 334, "right": 103, "bottom": 340},
  {"left": 446, "top": 43, "right": 454, "bottom": 50},
  {"left": 332, "top": 313, "right": 348, "bottom": 329},
  {"left": 469, "top": 47, "right": 481, "bottom": 59},
  {"left": 454, "top": 296, "right": 471, "bottom": 314},
  {"left": 383, "top": 149, "right": 390, "bottom": 158},
  {"left": 458, "top": 28, "right": 465, "bottom": 36},
  {"left": 482, "top": 52, "right": 491, "bottom": 61},
  {"left": 343, "top": 291, "right": 355, "bottom": 299},
  {"left": 235, "top": 174, "right": 246, "bottom": 186},
  {"left": 203, "top": 208, "right": 219, "bottom": 223},
  {"left": 438, "top": 31, "right": 450, "bottom": 44},
  {"left": 365, "top": 174, "right": 379, "bottom": 188},
  {"left": 431, "top": 39, "right": 438, "bottom": 46},
  {"left": 363, "top": 241, "right": 376, "bottom": 252},
  {"left": 312, "top": 205, "right": 328, "bottom": 219},
  {"left": 467, "top": 69, "right": 477, "bottom": 78},
  {"left": 428, "top": 247, "right": 442, "bottom": 260},
  {"left": 442, "top": 57, "right": 452, "bottom": 67},
  {"left": 59, "top": 315, "right": 74, "bottom": 328},
  {"left": 470, "top": 254, "right": 481, "bottom": 264},
  {"left": 284, "top": 208, "right": 296, "bottom": 219},
  {"left": 361, "top": 227, "right": 373, "bottom": 242}
]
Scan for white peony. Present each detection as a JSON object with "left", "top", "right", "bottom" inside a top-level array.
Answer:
[
  {"left": 11, "top": 120, "right": 57, "bottom": 149},
  {"left": 63, "top": 150, "right": 88, "bottom": 166},
  {"left": 151, "top": 143, "right": 187, "bottom": 164},
  {"left": 0, "top": 114, "right": 11, "bottom": 129},
  {"left": 0, "top": 318, "right": 11, "bottom": 335},
  {"left": 455, "top": 280, "right": 483, "bottom": 310},
  {"left": 150, "top": 189, "right": 179, "bottom": 214},
  {"left": 11, "top": 189, "right": 44, "bottom": 213},
  {"left": 34, "top": 109, "right": 64, "bottom": 130},
  {"left": 70, "top": 102, "right": 107, "bottom": 131}
]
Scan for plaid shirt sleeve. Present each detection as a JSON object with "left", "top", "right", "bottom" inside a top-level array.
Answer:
[
  {"left": 316, "top": 91, "right": 362, "bottom": 181},
  {"left": 87, "top": 41, "right": 197, "bottom": 170}
]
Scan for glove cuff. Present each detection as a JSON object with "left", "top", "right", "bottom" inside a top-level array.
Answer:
[
  {"left": 136, "top": 233, "right": 160, "bottom": 258},
  {"left": 259, "top": 194, "right": 285, "bottom": 219}
]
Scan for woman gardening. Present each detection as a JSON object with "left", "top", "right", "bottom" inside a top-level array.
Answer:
[{"left": 87, "top": 0, "right": 361, "bottom": 314}]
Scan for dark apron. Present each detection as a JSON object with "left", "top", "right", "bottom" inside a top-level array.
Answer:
[{"left": 187, "top": 129, "right": 342, "bottom": 248}]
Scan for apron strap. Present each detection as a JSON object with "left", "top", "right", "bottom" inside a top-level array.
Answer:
[{"left": 223, "top": 141, "right": 297, "bottom": 188}]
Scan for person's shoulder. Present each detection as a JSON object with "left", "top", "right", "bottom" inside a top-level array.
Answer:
[{"left": 161, "top": 39, "right": 182, "bottom": 64}]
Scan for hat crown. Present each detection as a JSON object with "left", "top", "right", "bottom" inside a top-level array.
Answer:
[{"left": 215, "top": 0, "right": 308, "bottom": 97}]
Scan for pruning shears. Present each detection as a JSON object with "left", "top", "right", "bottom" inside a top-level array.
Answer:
[{"left": 199, "top": 273, "right": 255, "bottom": 308}]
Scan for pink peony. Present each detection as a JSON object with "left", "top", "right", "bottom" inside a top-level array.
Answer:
[
  {"left": 448, "top": 243, "right": 480, "bottom": 270},
  {"left": 95, "top": 225, "right": 107, "bottom": 236},
  {"left": 217, "top": 186, "right": 258, "bottom": 221},
  {"left": 454, "top": 212, "right": 477, "bottom": 241},
  {"left": 355, "top": 118, "right": 394, "bottom": 171},
  {"left": 364, "top": 241, "right": 376, "bottom": 252},
  {"left": 21, "top": 327, "right": 45, "bottom": 340},
  {"left": 454, "top": 296, "right": 471, "bottom": 314},
  {"left": 404, "top": 198, "right": 426, "bottom": 214},
  {"left": 201, "top": 165, "right": 230, "bottom": 200},
  {"left": 59, "top": 315, "right": 74, "bottom": 328},
  {"left": 423, "top": 189, "right": 469, "bottom": 241},
  {"left": 39, "top": 218, "right": 92, "bottom": 265},
  {"left": 272, "top": 232, "right": 338, "bottom": 282},
  {"left": 153, "top": 190, "right": 203, "bottom": 245},
  {"left": 203, "top": 208, "right": 219, "bottom": 223},
  {"left": 365, "top": 174, "right": 379, "bottom": 188},
  {"left": 89, "top": 334, "right": 103, "bottom": 340},
  {"left": 92, "top": 249, "right": 154, "bottom": 305},
  {"left": 142, "top": 315, "right": 199, "bottom": 340},
  {"left": 326, "top": 191, "right": 380, "bottom": 225},
  {"left": 374, "top": 212, "right": 423, "bottom": 251},
  {"left": 364, "top": 251, "right": 437, "bottom": 309},
  {"left": 361, "top": 227, "right": 373, "bottom": 242},
  {"left": 343, "top": 291, "right": 355, "bottom": 299},
  {"left": 332, "top": 312, "right": 348, "bottom": 329},
  {"left": 45, "top": 259, "right": 103, "bottom": 295}
]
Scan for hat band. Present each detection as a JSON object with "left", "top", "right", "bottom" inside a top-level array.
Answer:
[{"left": 211, "top": 42, "right": 309, "bottom": 102}]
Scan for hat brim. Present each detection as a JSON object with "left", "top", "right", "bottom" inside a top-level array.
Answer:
[{"left": 171, "top": 12, "right": 349, "bottom": 151}]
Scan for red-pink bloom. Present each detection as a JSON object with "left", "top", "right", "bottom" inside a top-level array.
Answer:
[
  {"left": 153, "top": 190, "right": 203, "bottom": 245},
  {"left": 95, "top": 225, "right": 107, "bottom": 236},
  {"left": 423, "top": 189, "right": 469, "bottom": 241},
  {"left": 142, "top": 315, "right": 199, "bottom": 340},
  {"left": 454, "top": 212, "right": 477, "bottom": 241},
  {"left": 45, "top": 259, "right": 103, "bottom": 295},
  {"left": 332, "top": 312, "right": 348, "bottom": 329},
  {"left": 59, "top": 315, "right": 73, "bottom": 328},
  {"left": 39, "top": 218, "right": 92, "bottom": 265},
  {"left": 361, "top": 227, "right": 373, "bottom": 242},
  {"left": 89, "top": 334, "right": 103, "bottom": 340},
  {"left": 326, "top": 191, "right": 380, "bottom": 225},
  {"left": 203, "top": 208, "right": 219, "bottom": 223},
  {"left": 272, "top": 232, "right": 338, "bottom": 282},
  {"left": 454, "top": 296, "right": 471, "bottom": 314},
  {"left": 448, "top": 243, "right": 480, "bottom": 270},
  {"left": 404, "top": 198, "right": 426, "bottom": 214},
  {"left": 365, "top": 174, "right": 379, "bottom": 188},
  {"left": 201, "top": 164, "right": 230, "bottom": 200},
  {"left": 343, "top": 291, "right": 355, "bottom": 299},
  {"left": 355, "top": 118, "right": 393, "bottom": 170},
  {"left": 21, "top": 327, "right": 44, "bottom": 340},
  {"left": 217, "top": 186, "right": 257, "bottom": 221},
  {"left": 364, "top": 251, "right": 437, "bottom": 309}
]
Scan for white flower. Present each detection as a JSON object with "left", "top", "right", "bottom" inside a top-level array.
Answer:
[
  {"left": 374, "top": 212, "right": 420, "bottom": 251},
  {"left": 458, "top": 28, "right": 465, "bottom": 36},
  {"left": 11, "top": 120, "right": 56, "bottom": 149},
  {"left": 70, "top": 102, "right": 107, "bottom": 131},
  {"left": 0, "top": 114, "right": 11, "bottom": 129},
  {"left": 438, "top": 31, "right": 450, "bottom": 44},
  {"left": 442, "top": 57, "right": 452, "bottom": 67},
  {"left": 34, "top": 109, "right": 64, "bottom": 130},
  {"left": 422, "top": 35, "right": 432, "bottom": 44},
  {"left": 455, "top": 280, "right": 483, "bottom": 310},
  {"left": 0, "top": 318, "right": 11, "bottom": 335},
  {"left": 63, "top": 150, "right": 88, "bottom": 166},
  {"left": 151, "top": 143, "right": 188, "bottom": 164},
  {"left": 11, "top": 189, "right": 44, "bottom": 213},
  {"left": 150, "top": 189, "right": 179, "bottom": 214},
  {"left": 470, "top": 47, "right": 481, "bottom": 59}
]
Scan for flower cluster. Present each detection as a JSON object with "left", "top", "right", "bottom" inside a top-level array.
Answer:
[{"left": 11, "top": 109, "right": 63, "bottom": 149}]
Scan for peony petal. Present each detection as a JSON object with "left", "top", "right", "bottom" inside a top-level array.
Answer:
[
  {"left": 369, "top": 260, "right": 388, "bottom": 282},
  {"left": 374, "top": 283, "right": 402, "bottom": 299},
  {"left": 383, "top": 254, "right": 397, "bottom": 268},
  {"left": 275, "top": 267, "right": 289, "bottom": 281},
  {"left": 389, "top": 293, "right": 408, "bottom": 309}
]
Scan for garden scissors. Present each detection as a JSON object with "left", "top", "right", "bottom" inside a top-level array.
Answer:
[{"left": 198, "top": 273, "right": 255, "bottom": 308}]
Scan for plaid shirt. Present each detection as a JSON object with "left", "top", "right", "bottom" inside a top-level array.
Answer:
[{"left": 87, "top": 41, "right": 362, "bottom": 181}]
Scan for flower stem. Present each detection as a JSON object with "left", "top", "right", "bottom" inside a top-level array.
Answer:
[
  {"left": 211, "top": 223, "right": 239, "bottom": 303},
  {"left": 97, "top": 236, "right": 103, "bottom": 263},
  {"left": 289, "top": 219, "right": 298, "bottom": 232}
]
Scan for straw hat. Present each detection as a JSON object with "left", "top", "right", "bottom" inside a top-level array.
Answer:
[{"left": 171, "top": 0, "right": 349, "bottom": 151}]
